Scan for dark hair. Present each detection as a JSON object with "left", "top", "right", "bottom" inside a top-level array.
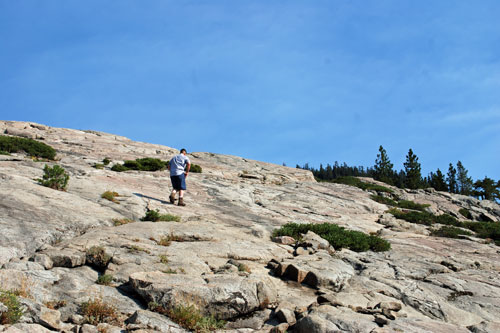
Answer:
[{"left": 180, "top": 148, "right": 187, "bottom": 154}]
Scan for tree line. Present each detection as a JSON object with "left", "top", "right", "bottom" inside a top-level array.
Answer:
[{"left": 297, "top": 145, "right": 500, "bottom": 202}]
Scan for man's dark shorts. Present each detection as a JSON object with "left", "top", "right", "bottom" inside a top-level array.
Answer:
[{"left": 170, "top": 173, "right": 186, "bottom": 191}]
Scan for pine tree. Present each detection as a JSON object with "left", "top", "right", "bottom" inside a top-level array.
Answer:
[
  {"left": 374, "top": 145, "right": 394, "bottom": 185},
  {"left": 403, "top": 149, "right": 422, "bottom": 189},
  {"left": 447, "top": 163, "right": 458, "bottom": 194},
  {"left": 429, "top": 168, "right": 447, "bottom": 191},
  {"left": 456, "top": 161, "right": 473, "bottom": 195},
  {"left": 474, "top": 177, "right": 500, "bottom": 201}
]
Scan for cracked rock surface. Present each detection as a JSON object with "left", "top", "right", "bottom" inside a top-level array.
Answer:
[{"left": 1, "top": 120, "right": 500, "bottom": 332}]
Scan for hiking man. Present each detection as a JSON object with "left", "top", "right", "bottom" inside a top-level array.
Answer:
[{"left": 168, "top": 148, "right": 191, "bottom": 206}]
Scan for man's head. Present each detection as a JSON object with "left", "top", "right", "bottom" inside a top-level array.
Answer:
[{"left": 180, "top": 148, "right": 187, "bottom": 155}]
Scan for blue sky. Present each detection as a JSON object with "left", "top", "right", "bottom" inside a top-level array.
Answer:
[{"left": 1, "top": 1, "right": 499, "bottom": 180}]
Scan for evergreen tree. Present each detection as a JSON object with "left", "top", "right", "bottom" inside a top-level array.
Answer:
[
  {"left": 374, "top": 145, "right": 394, "bottom": 185},
  {"left": 403, "top": 149, "right": 422, "bottom": 189},
  {"left": 456, "top": 161, "right": 473, "bottom": 195},
  {"left": 447, "top": 163, "right": 458, "bottom": 193},
  {"left": 429, "top": 168, "right": 447, "bottom": 191},
  {"left": 474, "top": 177, "right": 500, "bottom": 201}
]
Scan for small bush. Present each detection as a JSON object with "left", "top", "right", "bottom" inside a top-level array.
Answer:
[
  {"left": 93, "top": 163, "right": 104, "bottom": 169},
  {"left": 272, "top": 222, "right": 391, "bottom": 252},
  {"left": 96, "top": 274, "right": 113, "bottom": 286},
  {"left": 0, "top": 150, "right": 10, "bottom": 155},
  {"left": 434, "top": 214, "right": 463, "bottom": 227},
  {"left": 464, "top": 222, "right": 500, "bottom": 245},
  {"left": 135, "top": 158, "right": 167, "bottom": 171},
  {"left": 141, "top": 209, "right": 181, "bottom": 222},
  {"left": 368, "top": 234, "right": 392, "bottom": 252},
  {"left": 101, "top": 191, "right": 119, "bottom": 203},
  {"left": 112, "top": 158, "right": 167, "bottom": 172},
  {"left": 103, "top": 157, "right": 111, "bottom": 165},
  {"left": 332, "top": 176, "right": 393, "bottom": 193},
  {"left": 0, "top": 135, "right": 56, "bottom": 159},
  {"left": 237, "top": 263, "right": 251, "bottom": 273},
  {"left": 168, "top": 304, "right": 225, "bottom": 332},
  {"left": 459, "top": 208, "right": 472, "bottom": 220},
  {"left": 111, "top": 164, "right": 129, "bottom": 172},
  {"left": 431, "top": 226, "right": 472, "bottom": 239},
  {"left": 112, "top": 218, "right": 134, "bottom": 226},
  {"left": 370, "top": 195, "right": 397, "bottom": 206},
  {"left": 123, "top": 160, "right": 141, "bottom": 170},
  {"left": 387, "top": 208, "right": 434, "bottom": 226},
  {"left": 44, "top": 300, "right": 66, "bottom": 310},
  {"left": 127, "top": 245, "right": 150, "bottom": 254},
  {"left": 0, "top": 290, "right": 23, "bottom": 324},
  {"left": 155, "top": 233, "right": 184, "bottom": 246},
  {"left": 397, "top": 200, "right": 430, "bottom": 211},
  {"left": 86, "top": 246, "right": 111, "bottom": 269},
  {"left": 190, "top": 164, "right": 202, "bottom": 173},
  {"left": 159, "top": 254, "right": 169, "bottom": 264},
  {"left": 37, "top": 164, "right": 69, "bottom": 191},
  {"left": 80, "top": 297, "right": 119, "bottom": 325}
]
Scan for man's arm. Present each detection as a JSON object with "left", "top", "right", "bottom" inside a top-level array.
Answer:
[{"left": 185, "top": 162, "right": 191, "bottom": 177}]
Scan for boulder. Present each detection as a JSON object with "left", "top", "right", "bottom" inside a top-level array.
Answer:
[
  {"left": 130, "top": 271, "right": 277, "bottom": 320},
  {"left": 126, "top": 309, "right": 186, "bottom": 332}
]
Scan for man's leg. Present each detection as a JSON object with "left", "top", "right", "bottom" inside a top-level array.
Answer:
[
  {"left": 169, "top": 189, "right": 177, "bottom": 203},
  {"left": 178, "top": 190, "right": 186, "bottom": 206}
]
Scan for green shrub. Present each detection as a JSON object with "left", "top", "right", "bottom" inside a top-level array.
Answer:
[
  {"left": 387, "top": 209, "right": 462, "bottom": 227},
  {"left": 463, "top": 222, "right": 500, "bottom": 245},
  {"left": 0, "top": 135, "right": 56, "bottom": 159},
  {"left": 93, "top": 163, "right": 104, "bottom": 169},
  {"left": 159, "top": 254, "right": 169, "bottom": 264},
  {"left": 167, "top": 304, "right": 225, "bottom": 331},
  {"left": 459, "top": 208, "right": 472, "bottom": 220},
  {"left": 190, "top": 164, "right": 202, "bottom": 173},
  {"left": 387, "top": 208, "right": 435, "bottom": 226},
  {"left": 103, "top": 157, "right": 111, "bottom": 165},
  {"left": 370, "top": 195, "right": 397, "bottom": 206},
  {"left": 0, "top": 150, "right": 10, "bottom": 155},
  {"left": 141, "top": 209, "right": 181, "bottom": 222},
  {"left": 112, "top": 218, "right": 134, "bottom": 226},
  {"left": 272, "top": 222, "right": 390, "bottom": 252},
  {"left": 86, "top": 246, "right": 111, "bottom": 269},
  {"left": 368, "top": 234, "right": 392, "bottom": 252},
  {"left": 37, "top": 164, "right": 69, "bottom": 191},
  {"left": 431, "top": 226, "right": 472, "bottom": 239},
  {"left": 96, "top": 274, "right": 113, "bottom": 286},
  {"left": 332, "top": 176, "right": 393, "bottom": 193},
  {"left": 0, "top": 290, "right": 23, "bottom": 324},
  {"left": 113, "top": 158, "right": 167, "bottom": 172},
  {"left": 135, "top": 158, "right": 167, "bottom": 171},
  {"left": 111, "top": 164, "right": 129, "bottom": 172},
  {"left": 397, "top": 200, "right": 430, "bottom": 211},
  {"left": 434, "top": 214, "right": 463, "bottom": 227},
  {"left": 123, "top": 160, "right": 141, "bottom": 170},
  {"left": 80, "top": 298, "right": 119, "bottom": 325},
  {"left": 101, "top": 191, "right": 119, "bottom": 203}
]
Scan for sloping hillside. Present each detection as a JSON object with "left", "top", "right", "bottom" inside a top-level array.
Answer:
[{"left": 1, "top": 120, "right": 499, "bottom": 332}]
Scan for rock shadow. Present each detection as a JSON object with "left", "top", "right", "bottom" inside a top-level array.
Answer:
[{"left": 133, "top": 192, "right": 169, "bottom": 205}]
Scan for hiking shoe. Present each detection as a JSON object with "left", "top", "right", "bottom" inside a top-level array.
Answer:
[
  {"left": 169, "top": 194, "right": 176, "bottom": 204},
  {"left": 178, "top": 198, "right": 186, "bottom": 206}
]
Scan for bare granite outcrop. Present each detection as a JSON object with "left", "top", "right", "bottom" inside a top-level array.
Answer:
[{"left": 1, "top": 120, "right": 500, "bottom": 332}]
